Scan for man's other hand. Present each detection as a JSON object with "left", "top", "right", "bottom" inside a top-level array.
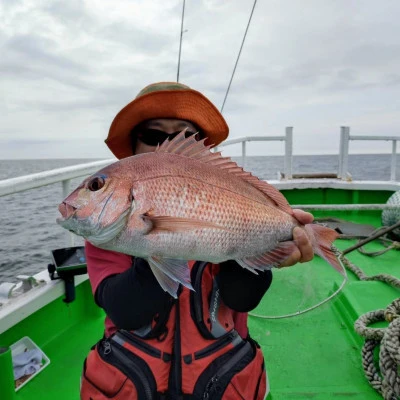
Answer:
[{"left": 279, "top": 209, "right": 314, "bottom": 268}]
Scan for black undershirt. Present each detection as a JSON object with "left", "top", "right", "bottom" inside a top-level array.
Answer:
[{"left": 96, "top": 258, "right": 272, "bottom": 331}]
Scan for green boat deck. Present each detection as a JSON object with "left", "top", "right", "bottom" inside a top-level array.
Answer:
[
  {"left": 250, "top": 233, "right": 395, "bottom": 400},
  {"left": 0, "top": 188, "right": 397, "bottom": 399}
]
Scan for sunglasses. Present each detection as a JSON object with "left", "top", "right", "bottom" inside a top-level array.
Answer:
[{"left": 135, "top": 128, "right": 202, "bottom": 147}]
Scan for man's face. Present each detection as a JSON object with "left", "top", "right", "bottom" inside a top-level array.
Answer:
[{"left": 134, "top": 118, "right": 198, "bottom": 155}]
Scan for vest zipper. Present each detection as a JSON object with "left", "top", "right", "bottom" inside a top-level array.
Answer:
[
  {"left": 169, "top": 296, "right": 182, "bottom": 397},
  {"left": 193, "top": 262, "right": 207, "bottom": 322},
  {"left": 194, "top": 331, "right": 239, "bottom": 360},
  {"left": 202, "top": 342, "right": 251, "bottom": 400},
  {"left": 254, "top": 361, "right": 265, "bottom": 400},
  {"left": 191, "top": 262, "right": 216, "bottom": 339},
  {"left": 118, "top": 330, "right": 162, "bottom": 358},
  {"left": 100, "top": 339, "right": 154, "bottom": 400}
]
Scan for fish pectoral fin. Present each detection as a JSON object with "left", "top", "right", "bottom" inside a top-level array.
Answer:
[
  {"left": 144, "top": 215, "right": 228, "bottom": 234},
  {"left": 147, "top": 259, "right": 180, "bottom": 298},
  {"left": 236, "top": 241, "right": 298, "bottom": 272},
  {"left": 147, "top": 256, "right": 194, "bottom": 298}
]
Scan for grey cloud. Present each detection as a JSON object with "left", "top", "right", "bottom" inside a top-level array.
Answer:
[
  {"left": 0, "top": 60, "right": 92, "bottom": 92},
  {"left": 1, "top": 33, "right": 94, "bottom": 92},
  {"left": 15, "top": 87, "right": 139, "bottom": 113},
  {"left": 343, "top": 43, "right": 400, "bottom": 67},
  {"left": 0, "top": 0, "right": 24, "bottom": 10},
  {"left": 335, "top": 69, "right": 357, "bottom": 83},
  {"left": 17, "top": 98, "right": 114, "bottom": 112},
  {"left": 95, "top": 22, "right": 174, "bottom": 55},
  {"left": 227, "top": 46, "right": 400, "bottom": 97},
  {"left": 1, "top": 24, "right": 179, "bottom": 101},
  {"left": 45, "top": 1, "right": 176, "bottom": 55},
  {"left": 2, "top": 0, "right": 400, "bottom": 159},
  {"left": 44, "top": 0, "right": 178, "bottom": 58},
  {"left": 6, "top": 34, "right": 88, "bottom": 73},
  {"left": 0, "top": 63, "right": 39, "bottom": 79},
  {"left": 324, "top": 71, "right": 400, "bottom": 93},
  {"left": 0, "top": 138, "right": 71, "bottom": 146},
  {"left": 43, "top": 0, "right": 91, "bottom": 26}
]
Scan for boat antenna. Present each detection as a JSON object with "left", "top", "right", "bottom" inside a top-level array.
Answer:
[
  {"left": 177, "top": 0, "right": 186, "bottom": 82},
  {"left": 220, "top": 0, "right": 258, "bottom": 113}
]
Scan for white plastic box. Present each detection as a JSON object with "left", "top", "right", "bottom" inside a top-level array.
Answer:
[{"left": 10, "top": 336, "right": 50, "bottom": 391}]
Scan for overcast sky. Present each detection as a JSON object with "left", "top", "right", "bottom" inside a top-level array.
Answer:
[{"left": 1, "top": 0, "right": 400, "bottom": 159}]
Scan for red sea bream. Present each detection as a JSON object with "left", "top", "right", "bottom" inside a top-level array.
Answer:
[{"left": 57, "top": 131, "right": 341, "bottom": 297}]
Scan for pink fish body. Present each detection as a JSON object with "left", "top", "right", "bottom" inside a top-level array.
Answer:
[{"left": 58, "top": 132, "right": 340, "bottom": 297}]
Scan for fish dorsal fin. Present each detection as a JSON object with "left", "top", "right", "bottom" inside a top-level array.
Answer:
[{"left": 156, "top": 130, "right": 292, "bottom": 214}]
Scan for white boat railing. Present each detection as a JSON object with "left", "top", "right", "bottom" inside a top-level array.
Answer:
[
  {"left": 0, "top": 159, "right": 115, "bottom": 246},
  {"left": 1, "top": 127, "right": 397, "bottom": 202},
  {"left": 1, "top": 128, "right": 399, "bottom": 245},
  {"left": 214, "top": 127, "right": 293, "bottom": 179},
  {"left": 339, "top": 126, "right": 400, "bottom": 181},
  {"left": 0, "top": 159, "right": 115, "bottom": 198}
]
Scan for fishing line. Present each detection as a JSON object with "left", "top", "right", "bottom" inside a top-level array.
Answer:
[{"left": 248, "top": 248, "right": 348, "bottom": 320}]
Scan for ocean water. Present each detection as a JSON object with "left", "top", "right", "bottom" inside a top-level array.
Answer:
[{"left": 0, "top": 154, "right": 398, "bottom": 283}]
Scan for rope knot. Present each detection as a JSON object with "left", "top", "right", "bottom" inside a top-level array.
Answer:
[
  {"left": 385, "top": 312, "right": 399, "bottom": 323},
  {"left": 385, "top": 299, "right": 400, "bottom": 323},
  {"left": 392, "top": 241, "right": 400, "bottom": 250}
]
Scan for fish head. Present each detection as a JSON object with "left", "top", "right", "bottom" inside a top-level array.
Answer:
[{"left": 57, "top": 166, "right": 133, "bottom": 245}]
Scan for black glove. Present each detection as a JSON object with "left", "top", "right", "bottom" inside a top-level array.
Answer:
[
  {"left": 218, "top": 260, "right": 273, "bottom": 312},
  {"left": 96, "top": 257, "right": 171, "bottom": 330}
]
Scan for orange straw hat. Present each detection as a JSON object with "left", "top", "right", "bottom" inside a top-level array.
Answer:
[{"left": 105, "top": 82, "right": 229, "bottom": 159}]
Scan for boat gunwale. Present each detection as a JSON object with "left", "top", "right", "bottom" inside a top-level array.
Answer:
[{"left": 0, "top": 271, "right": 88, "bottom": 335}]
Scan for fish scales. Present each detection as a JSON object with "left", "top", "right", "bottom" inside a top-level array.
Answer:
[
  {"left": 129, "top": 173, "right": 296, "bottom": 262},
  {"left": 124, "top": 152, "right": 274, "bottom": 207}
]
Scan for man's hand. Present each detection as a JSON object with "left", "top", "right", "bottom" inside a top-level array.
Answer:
[{"left": 279, "top": 209, "right": 314, "bottom": 268}]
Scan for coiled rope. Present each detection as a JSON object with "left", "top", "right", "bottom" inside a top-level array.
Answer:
[
  {"left": 355, "top": 299, "right": 400, "bottom": 400},
  {"left": 344, "top": 234, "right": 400, "bottom": 400}
]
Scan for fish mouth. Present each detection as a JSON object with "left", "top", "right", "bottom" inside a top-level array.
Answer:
[
  {"left": 58, "top": 202, "right": 77, "bottom": 220},
  {"left": 56, "top": 202, "right": 80, "bottom": 234}
]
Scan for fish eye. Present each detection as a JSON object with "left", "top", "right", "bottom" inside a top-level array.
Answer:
[{"left": 87, "top": 176, "right": 105, "bottom": 192}]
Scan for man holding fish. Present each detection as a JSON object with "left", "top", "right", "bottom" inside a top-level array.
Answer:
[{"left": 58, "top": 82, "right": 341, "bottom": 399}]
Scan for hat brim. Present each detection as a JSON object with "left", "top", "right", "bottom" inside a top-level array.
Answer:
[{"left": 105, "top": 89, "right": 229, "bottom": 159}]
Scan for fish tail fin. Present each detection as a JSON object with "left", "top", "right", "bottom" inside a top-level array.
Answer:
[{"left": 305, "top": 224, "right": 344, "bottom": 275}]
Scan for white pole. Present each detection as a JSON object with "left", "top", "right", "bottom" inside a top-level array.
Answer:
[
  {"left": 341, "top": 126, "right": 350, "bottom": 180},
  {"left": 338, "top": 127, "right": 345, "bottom": 178},
  {"left": 391, "top": 140, "right": 397, "bottom": 181},
  {"left": 284, "top": 127, "right": 293, "bottom": 179},
  {"left": 62, "top": 179, "right": 75, "bottom": 247}
]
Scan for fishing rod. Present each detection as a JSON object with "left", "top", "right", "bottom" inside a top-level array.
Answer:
[
  {"left": 177, "top": 0, "right": 186, "bottom": 82},
  {"left": 220, "top": 0, "right": 258, "bottom": 113},
  {"left": 343, "top": 219, "right": 400, "bottom": 255}
]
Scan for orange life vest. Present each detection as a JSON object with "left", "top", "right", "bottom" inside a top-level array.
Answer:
[{"left": 81, "top": 261, "right": 268, "bottom": 399}]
